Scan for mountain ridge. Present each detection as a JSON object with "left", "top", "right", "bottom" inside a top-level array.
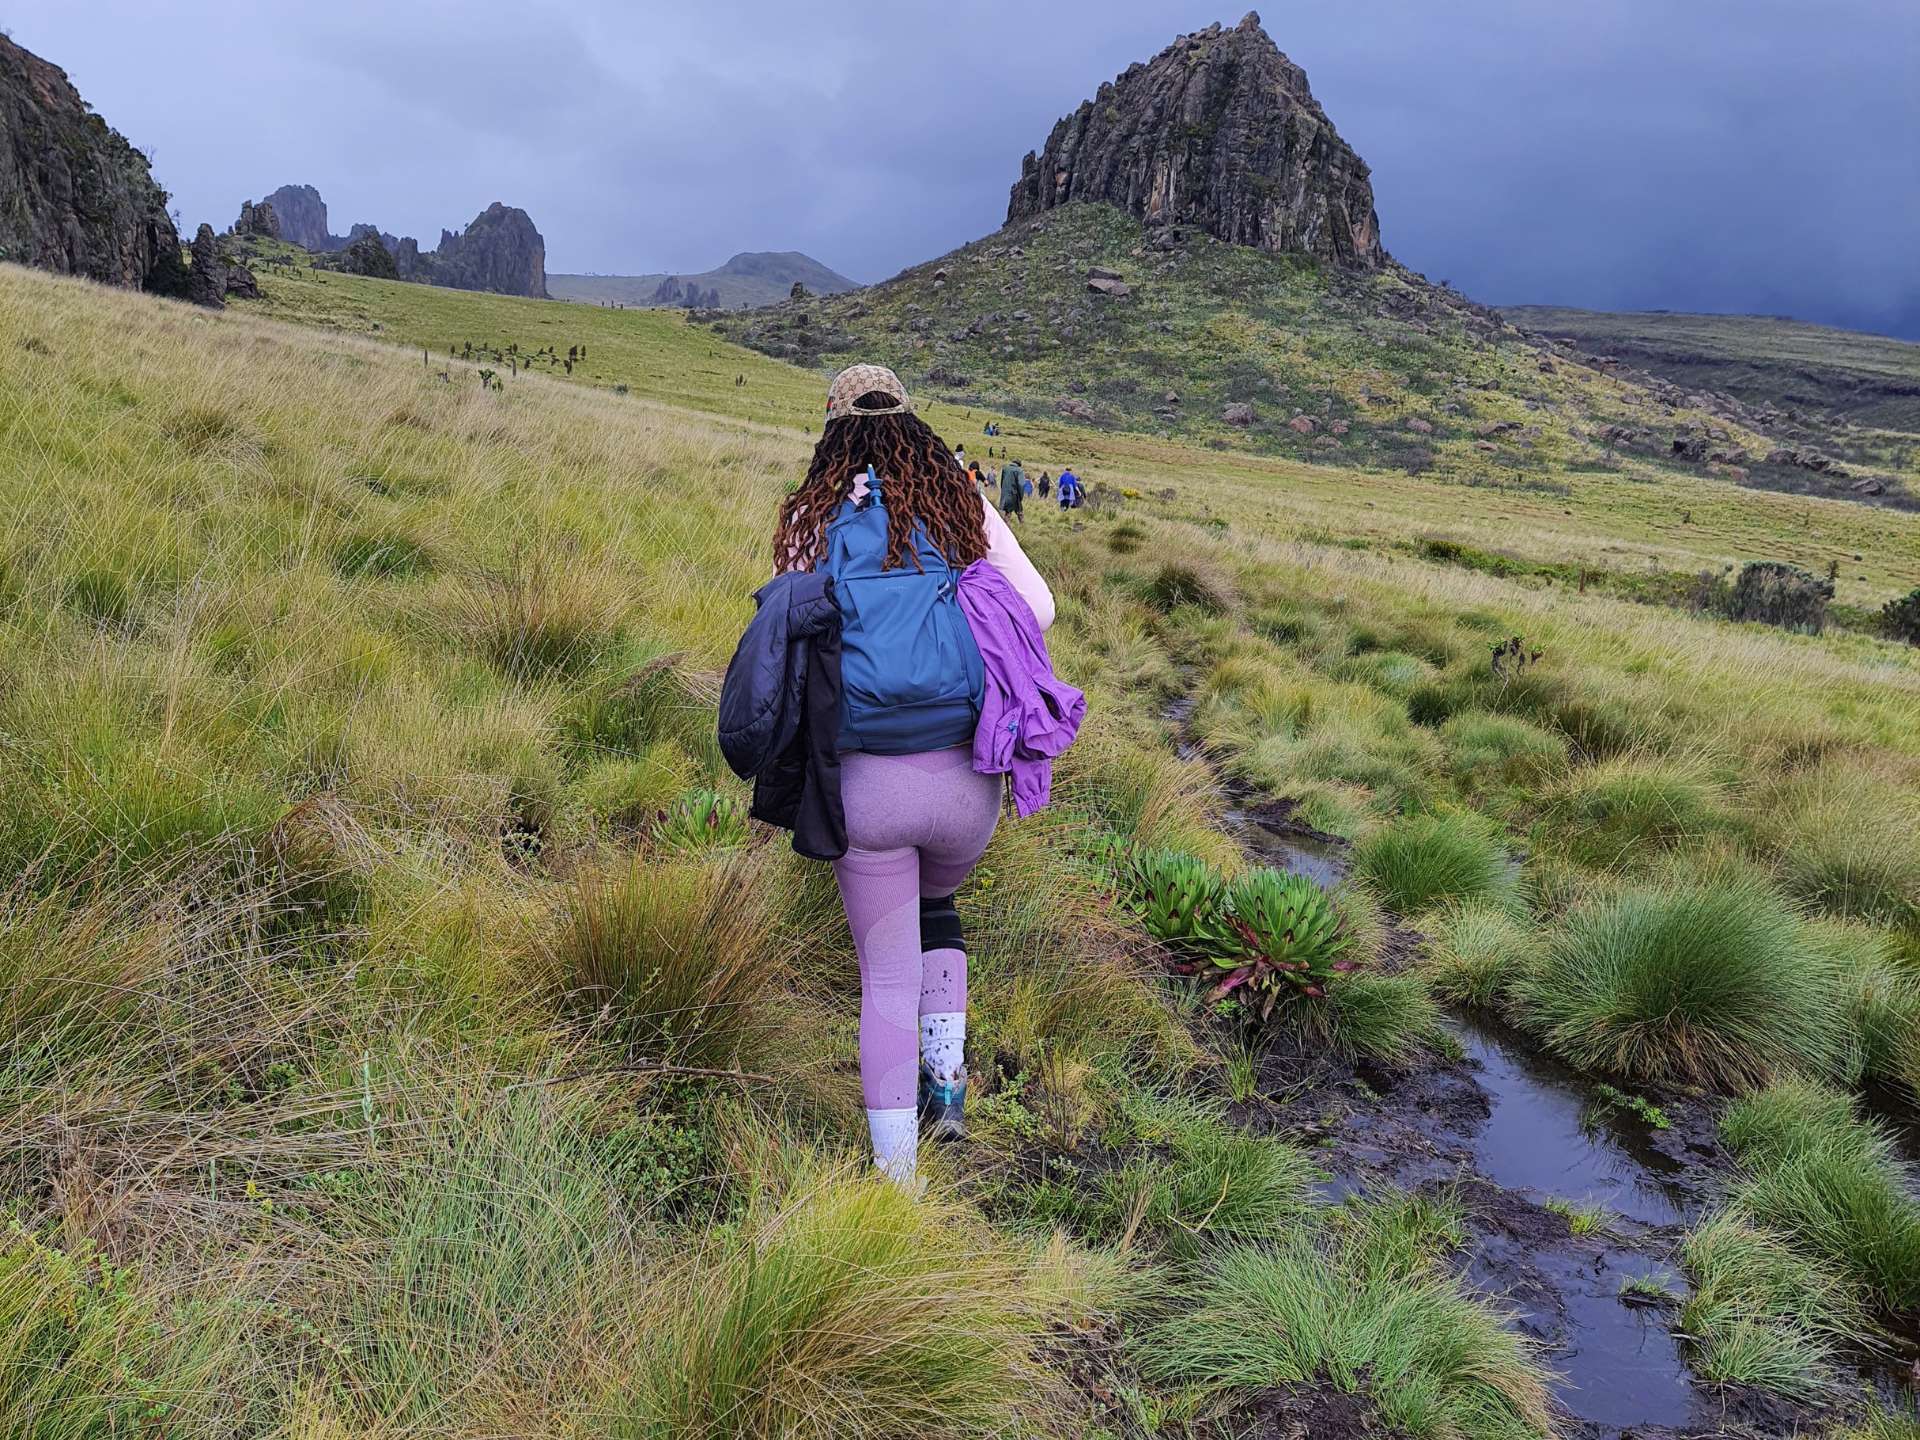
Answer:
[{"left": 548, "top": 250, "right": 859, "bottom": 309}]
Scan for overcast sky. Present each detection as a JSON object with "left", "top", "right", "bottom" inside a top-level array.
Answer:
[{"left": 11, "top": 1, "right": 1918, "bottom": 336}]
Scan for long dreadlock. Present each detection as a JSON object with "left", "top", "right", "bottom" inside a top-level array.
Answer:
[{"left": 773, "top": 393, "right": 988, "bottom": 574}]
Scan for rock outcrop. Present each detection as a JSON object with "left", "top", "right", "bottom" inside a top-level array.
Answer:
[
  {"left": 650, "top": 275, "right": 721, "bottom": 308},
  {"left": 0, "top": 33, "right": 187, "bottom": 294},
  {"left": 429, "top": 202, "right": 547, "bottom": 298},
  {"left": 339, "top": 231, "right": 398, "bottom": 279},
  {"left": 186, "top": 224, "right": 225, "bottom": 308},
  {"left": 262, "top": 183, "right": 336, "bottom": 250},
  {"left": 1006, "top": 12, "right": 1384, "bottom": 269},
  {"left": 233, "top": 199, "right": 282, "bottom": 240}
]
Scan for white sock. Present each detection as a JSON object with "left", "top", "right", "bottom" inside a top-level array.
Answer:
[
  {"left": 866, "top": 1107, "right": 918, "bottom": 1186},
  {"left": 920, "top": 1012, "right": 967, "bottom": 1086}
]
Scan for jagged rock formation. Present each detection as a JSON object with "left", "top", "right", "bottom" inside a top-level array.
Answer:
[
  {"left": 186, "top": 224, "right": 225, "bottom": 308},
  {"left": 339, "top": 231, "right": 398, "bottom": 280},
  {"left": 1006, "top": 12, "right": 1384, "bottom": 269},
  {"left": 429, "top": 202, "right": 547, "bottom": 298},
  {"left": 241, "top": 187, "right": 548, "bottom": 298},
  {"left": 262, "top": 184, "right": 335, "bottom": 250},
  {"left": 0, "top": 33, "right": 187, "bottom": 293},
  {"left": 233, "top": 199, "right": 282, "bottom": 240},
  {"left": 650, "top": 275, "right": 721, "bottom": 308}
]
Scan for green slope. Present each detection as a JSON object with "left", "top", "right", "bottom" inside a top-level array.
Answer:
[{"left": 549, "top": 250, "right": 860, "bottom": 309}]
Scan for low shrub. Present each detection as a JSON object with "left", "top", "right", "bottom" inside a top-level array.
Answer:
[
  {"left": 1514, "top": 869, "right": 1841, "bottom": 1088},
  {"left": 1210, "top": 867, "right": 1355, "bottom": 1011},
  {"left": 1354, "top": 812, "right": 1517, "bottom": 915},
  {"left": 1720, "top": 1079, "right": 1920, "bottom": 1311},
  {"left": 652, "top": 788, "right": 752, "bottom": 854},
  {"left": 1679, "top": 1210, "right": 1868, "bottom": 1399},
  {"left": 1717, "top": 560, "right": 1833, "bottom": 634},
  {"left": 1882, "top": 588, "right": 1920, "bottom": 646},
  {"left": 1138, "top": 1196, "right": 1552, "bottom": 1440}
]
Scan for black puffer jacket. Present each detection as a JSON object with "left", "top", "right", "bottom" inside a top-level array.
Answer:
[{"left": 717, "top": 572, "right": 845, "bottom": 859}]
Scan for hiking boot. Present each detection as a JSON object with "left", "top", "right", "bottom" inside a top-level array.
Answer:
[{"left": 919, "top": 1066, "right": 967, "bottom": 1143}]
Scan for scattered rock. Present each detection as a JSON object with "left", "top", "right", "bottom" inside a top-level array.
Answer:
[
  {"left": 1328, "top": 419, "right": 1350, "bottom": 435},
  {"left": 1405, "top": 417, "right": 1434, "bottom": 434},
  {"left": 1288, "top": 415, "right": 1315, "bottom": 434},
  {"left": 1222, "top": 403, "right": 1256, "bottom": 427},
  {"left": 1087, "top": 277, "right": 1131, "bottom": 297},
  {"left": 1087, "top": 265, "right": 1124, "bottom": 282},
  {"left": 1057, "top": 396, "right": 1097, "bottom": 422}
]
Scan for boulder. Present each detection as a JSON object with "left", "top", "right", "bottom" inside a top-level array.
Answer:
[
  {"left": 1405, "top": 417, "right": 1434, "bottom": 434},
  {"left": 1057, "top": 396, "right": 1097, "bottom": 422},
  {"left": 223, "top": 261, "right": 260, "bottom": 300},
  {"left": 1222, "top": 403, "right": 1256, "bottom": 427},
  {"left": 1087, "top": 277, "right": 1131, "bottom": 297},
  {"left": 1287, "top": 415, "right": 1315, "bottom": 434},
  {"left": 1087, "top": 265, "right": 1124, "bottom": 282},
  {"left": 1007, "top": 12, "right": 1384, "bottom": 268},
  {"left": 1328, "top": 419, "right": 1350, "bottom": 435}
]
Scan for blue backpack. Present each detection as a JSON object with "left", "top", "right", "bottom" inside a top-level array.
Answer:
[{"left": 822, "top": 468, "right": 983, "bottom": 754}]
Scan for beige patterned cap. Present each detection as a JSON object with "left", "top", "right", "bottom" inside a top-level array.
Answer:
[{"left": 825, "top": 363, "right": 913, "bottom": 423}]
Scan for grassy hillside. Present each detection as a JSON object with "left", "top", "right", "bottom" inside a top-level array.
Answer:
[
  {"left": 231, "top": 251, "right": 1920, "bottom": 614},
  {"left": 549, "top": 252, "right": 860, "bottom": 310},
  {"left": 714, "top": 204, "right": 1918, "bottom": 511},
  {"left": 6, "top": 260, "right": 1920, "bottom": 1435},
  {"left": 1502, "top": 305, "right": 1920, "bottom": 435}
]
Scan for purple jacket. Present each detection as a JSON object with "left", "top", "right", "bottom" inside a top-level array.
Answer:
[{"left": 957, "top": 560, "right": 1086, "bottom": 816}]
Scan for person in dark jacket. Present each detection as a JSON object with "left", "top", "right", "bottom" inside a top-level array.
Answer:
[{"left": 718, "top": 571, "right": 844, "bottom": 860}]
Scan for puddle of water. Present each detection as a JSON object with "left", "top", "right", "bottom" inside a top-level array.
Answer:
[
  {"left": 1467, "top": 1241, "right": 1695, "bottom": 1429},
  {"left": 1226, "top": 809, "right": 1350, "bottom": 889},
  {"left": 1452, "top": 1016, "right": 1688, "bottom": 1227}
]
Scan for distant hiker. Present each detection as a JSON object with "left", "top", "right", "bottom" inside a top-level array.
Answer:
[
  {"left": 999, "top": 458, "right": 1027, "bottom": 525},
  {"left": 721, "top": 364, "right": 1074, "bottom": 1192},
  {"left": 1037, "top": 472, "right": 1052, "bottom": 500},
  {"left": 954, "top": 443, "right": 967, "bottom": 471},
  {"left": 1058, "top": 467, "right": 1083, "bottom": 510}
]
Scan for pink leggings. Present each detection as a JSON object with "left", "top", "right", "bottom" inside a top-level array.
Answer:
[{"left": 832, "top": 748, "right": 1000, "bottom": 1109}]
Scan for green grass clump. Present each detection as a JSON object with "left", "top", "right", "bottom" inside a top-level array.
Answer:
[
  {"left": 1440, "top": 711, "right": 1566, "bottom": 791},
  {"left": 546, "top": 854, "right": 783, "bottom": 1067},
  {"left": 1810, "top": 919, "right": 1920, "bottom": 1090},
  {"left": 616, "top": 1175, "right": 1048, "bottom": 1438},
  {"left": 1759, "top": 762, "right": 1920, "bottom": 932},
  {"left": 1139, "top": 1195, "right": 1552, "bottom": 1440},
  {"left": 332, "top": 529, "right": 433, "bottom": 579},
  {"left": 1354, "top": 812, "right": 1517, "bottom": 915},
  {"left": 1315, "top": 971, "right": 1440, "bottom": 1063},
  {"left": 453, "top": 546, "right": 627, "bottom": 682},
  {"left": 1415, "top": 900, "right": 1543, "bottom": 1009},
  {"left": 1720, "top": 1079, "right": 1920, "bottom": 1311},
  {"left": 1142, "top": 559, "right": 1236, "bottom": 615},
  {"left": 1535, "top": 755, "right": 1728, "bottom": 870},
  {"left": 1512, "top": 868, "right": 1842, "bottom": 1088},
  {"left": 1679, "top": 1210, "right": 1868, "bottom": 1400}
]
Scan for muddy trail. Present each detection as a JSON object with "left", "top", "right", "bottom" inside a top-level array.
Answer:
[{"left": 1169, "top": 700, "right": 1920, "bottom": 1437}]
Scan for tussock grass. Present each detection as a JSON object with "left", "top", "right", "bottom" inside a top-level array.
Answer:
[
  {"left": 1416, "top": 900, "right": 1544, "bottom": 1009},
  {"left": 1355, "top": 812, "right": 1517, "bottom": 915},
  {"left": 1535, "top": 753, "right": 1730, "bottom": 870},
  {"left": 449, "top": 544, "right": 629, "bottom": 682},
  {"left": 547, "top": 853, "right": 785, "bottom": 1068},
  {"left": 1514, "top": 867, "right": 1842, "bottom": 1088},
  {"left": 1720, "top": 1079, "right": 1920, "bottom": 1311},
  {"left": 612, "top": 1173, "right": 1051, "bottom": 1439},
  {"left": 1679, "top": 1210, "right": 1869, "bottom": 1399},
  {"left": 1139, "top": 1195, "right": 1553, "bottom": 1440},
  {"left": 1142, "top": 558, "right": 1238, "bottom": 615},
  {"left": 1441, "top": 710, "right": 1566, "bottom": 791},
  {"left": 1757, "top": 760, "right": 1920, "bottom": 931}
]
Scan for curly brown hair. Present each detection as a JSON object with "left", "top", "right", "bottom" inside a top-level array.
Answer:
[{"left": 773, "top": 394, "right": 987, "bottom": 574}]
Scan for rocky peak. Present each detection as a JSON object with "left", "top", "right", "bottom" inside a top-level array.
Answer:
[
  {"left": 431, "top": 201, "right": 548, "bottom": 299},
  {"left": 262, "top": 183, "right": 335, "bottom": 250},
  {"left": 1006, "top": 11, "right": 1384, "bottom": 268},
  {"left": 0, "top": 33, "right": 186, "bottom": 293}
]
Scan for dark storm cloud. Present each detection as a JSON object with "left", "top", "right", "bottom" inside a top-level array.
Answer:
[{"left": 11, "top": 0, "right": 1918, "bottom": 335}]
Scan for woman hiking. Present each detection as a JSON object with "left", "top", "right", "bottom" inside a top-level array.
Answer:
[{"left": 722, "top": 364, "right": 1076, "bottom": 1189}]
